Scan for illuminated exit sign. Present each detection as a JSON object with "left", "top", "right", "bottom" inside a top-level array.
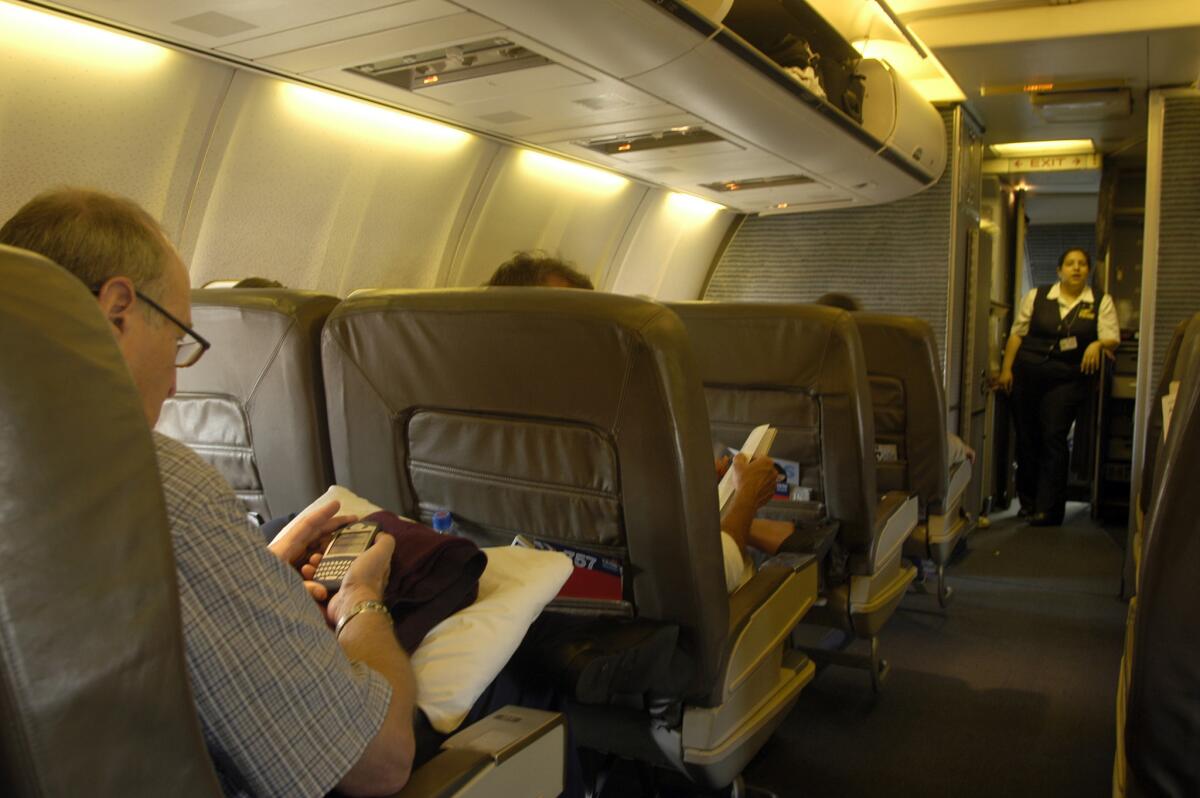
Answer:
[{"left": 983, "top": 154, "right": 1102, "bottom": 174}]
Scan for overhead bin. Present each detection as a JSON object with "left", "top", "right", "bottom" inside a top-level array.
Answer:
[
  {"left": 454, "top": 0, "right": 947, "bottom": 212},
  {"left": 53, "top": 0, "right": 950, "bottom": 214}
]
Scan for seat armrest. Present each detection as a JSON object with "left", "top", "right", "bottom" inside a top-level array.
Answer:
[
  {"left": 871, "top": 492, "right": 919, "bottom": 573},
  {"left": 707, "top": 557, "right": 818, "bottom": 705},
  {"left": 394, "top": 707, "right": 565, "bottom": 798},
  {"left": 946, "top": 459, "right": 971, "bottom": 508},
  {"left": 393, "top": 748, "right": 492, "bottom": 798}
]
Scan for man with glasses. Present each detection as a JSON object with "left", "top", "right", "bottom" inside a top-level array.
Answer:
[{"left": 0, "top": 188, "right": 415, "bottom": 797}]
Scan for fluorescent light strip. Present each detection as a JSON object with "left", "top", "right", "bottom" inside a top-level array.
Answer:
[
  {"left": 518, "top": 150, "right": 627, "bottom": 194},
  {"left": 0, "top": 1, "right": 168, "bottom": 71},
  {"left": 666, "top": 192, "right": 725, "bottom": 218},
  {"left": 991, "top": 139, "right": 1095, "bottom": 157},
  {"left": 280, "top": 83, "right": 470, "bottom": 150}
]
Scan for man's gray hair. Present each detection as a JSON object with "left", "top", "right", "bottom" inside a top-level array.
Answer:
[{"left": 0, "top": 187, "right": 175, "bottom": 300}]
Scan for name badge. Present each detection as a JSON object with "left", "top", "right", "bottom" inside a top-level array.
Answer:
[
  {"left": 1079, "top": 309, "right": 1096, "bottom": 320},
  {"left": 1060, "top": 336, "right": 1078, "bottom": 352}
]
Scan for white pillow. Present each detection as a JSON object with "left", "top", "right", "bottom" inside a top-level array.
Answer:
[{"left": 313, "top": 486, "right": 573, "bottom": 732}]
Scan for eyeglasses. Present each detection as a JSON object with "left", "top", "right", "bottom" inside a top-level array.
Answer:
[{"left": 91, "top": 285, "right": 211, "bottom": 367}]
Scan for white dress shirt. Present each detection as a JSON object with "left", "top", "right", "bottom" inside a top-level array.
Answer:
[{"left": 1011, "top": 283, "right": 1120, "bottom": 342}]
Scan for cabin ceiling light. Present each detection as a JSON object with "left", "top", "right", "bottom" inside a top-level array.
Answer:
[
  {"left": 666, "top": 192, "right": 725, "bottom": 218},
  {"left": 518, "top": 150, "right": 627, "bottom": 194},
  {"left": 0, "top": 0, "right": 167, "bottom": 70},
  {"left": 991, "top": 139, "right": 1095, "bottom": 157},
  {"left": 280, "top": 84, "right": 470, "bottom": 150}
]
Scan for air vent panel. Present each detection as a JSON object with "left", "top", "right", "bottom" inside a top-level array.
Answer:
[
  {"left": 701, "top": 174, "right": 816, "bottom": 192},
  {"left": 348, "top": 39, "right": 551, "bottom": 92}
]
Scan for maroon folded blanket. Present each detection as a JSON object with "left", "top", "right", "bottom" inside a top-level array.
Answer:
[{"left": 366, "top": 511, "right": 486, "bottom": 653}]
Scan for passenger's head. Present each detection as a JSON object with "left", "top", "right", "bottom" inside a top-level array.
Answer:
[
  {"left": 232, "top": 276, "right": 284, "bottom": 288},
  {"left": 1056, "top": 248, "right": 1091, "bottom": 289},
  {"left": 486, "top": 251, "right": 594, "bottom": 290},
  {"left": 0, "top": 188, "right": 195, "bottom": 426},
  {"left": 814, "top": 292, "right": 862, "bottom": 312}
]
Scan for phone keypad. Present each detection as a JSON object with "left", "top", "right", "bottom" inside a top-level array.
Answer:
[{"left": 316, "top": 559, "right": 351, "bottom": 582}]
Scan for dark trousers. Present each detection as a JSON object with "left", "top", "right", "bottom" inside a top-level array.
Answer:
[{"left": 1012, "top": 356, "right": 1093, "bottom": 519}]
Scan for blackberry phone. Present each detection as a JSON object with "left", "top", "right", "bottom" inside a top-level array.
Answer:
[{"left": 312, "top": 521, "right": 382, "bottom": 593}]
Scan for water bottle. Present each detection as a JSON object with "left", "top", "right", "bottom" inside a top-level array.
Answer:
[{"left": 431, "top": 509, "right": 455, "bottom": 535}]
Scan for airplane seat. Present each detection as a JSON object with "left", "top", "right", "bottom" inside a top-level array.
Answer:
[
  {"left": 1121, "top": 312, "right": 1200, "bottom": 798},
  {"left": 1133, "top": 313, "right": 1200, "bottom": 583},
  {"left": 0, "top": 244, "right": 221, "bottom": 796},
  {"left": 321, "top": 288, "right": 820, "bottom": 789},
  {"left": 853, "top": 312, "right": 971, "bottom": 607},
  {"left": 155, "top": 288, "right": 339, "bottom": 522},
  {"left": 667, "top": 301, "right": 918, "bottom": 691},
  {"left": 0, "top": 248, "right": 567, "bottom": 798}
]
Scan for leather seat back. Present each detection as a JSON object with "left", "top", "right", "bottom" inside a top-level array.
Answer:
[
  {"left": 1126, "top": 312, "right": 1200, "bottom": 797},
  {"left": 853, "top": 313, "right": 950, "bottom": 517},
  {"left": 156, "top": 289, "right": 339, "bottom": 520},
  {"left": 321, "top": 288, "right": 729, "bottom": 695},
  {"left": 0, "top": 245, "right": 220, "bottom": 796},
  {"left": 667, "top": 302, "right": 880, "bottom": 571},
  {"left": 1139, "top": 313, "right": 1200, "bottom": 515}
]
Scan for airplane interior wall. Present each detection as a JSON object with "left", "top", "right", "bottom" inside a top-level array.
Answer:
[
  {"left": 0, "top": 2, "right": 734, "bottom": 299},
  {"left": 703, "top": 110, "right": 956, "bottom": 369}
]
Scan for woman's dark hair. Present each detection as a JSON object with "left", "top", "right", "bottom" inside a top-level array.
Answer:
[{"left": 1057, "top": 248, "right": 1091, "bottom": 269}]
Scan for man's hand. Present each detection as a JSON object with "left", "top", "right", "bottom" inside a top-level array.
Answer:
[
  {"left": 268, "top": 499, "right": 356, "bottom": 602},
  {"left": 731, "top": 453, "right": 777, "bottom": 511},
  {"left": 327, "top": 534, "right": 395, "bottom": 628}
]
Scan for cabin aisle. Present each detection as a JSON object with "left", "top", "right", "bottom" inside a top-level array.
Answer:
[{"left": 746, "top": 502, "right": 1126, "bottom": 798}]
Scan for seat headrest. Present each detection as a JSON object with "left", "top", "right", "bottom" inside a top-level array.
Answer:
[
  {"left": 159, "top": 288, "right": 339, "bottom": 518},
  {"left": 853, "top": 312, "right": 950, "bottom": 513},
  {"left": 0, "top": 244, "right": 218, "bottom": 795}
]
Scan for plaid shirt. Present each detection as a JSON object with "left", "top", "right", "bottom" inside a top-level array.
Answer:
[{"left": 154, "top": 432, "right": 391, "bottom": 796}]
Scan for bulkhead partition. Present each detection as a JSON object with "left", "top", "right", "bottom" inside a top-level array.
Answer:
[
  {"left": 320, "top": 288, "right": 730, "bottom": 695},
  {"left": 667, "top": 302, "right": 879, "bottom": 573},
  {"left": 156, "top": 288, "right": 339, "bottom": 520},
  {"left": 852, "top": 312, "right": 951, "bottom": 517}
]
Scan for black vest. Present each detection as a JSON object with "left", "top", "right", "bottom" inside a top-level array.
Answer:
[{"left": 1020, "top": 284, "right": 1102, "bottom": 367}]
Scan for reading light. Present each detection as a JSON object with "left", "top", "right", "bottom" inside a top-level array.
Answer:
[
  {"left": 991, "top": 139, "right": 1095, "bottom": 157},
  {"left": 0, "top": 0, "right": 167, "bottom": 71},
  {"left": 281, "top": 83, "right": 470, "bottom": 150},
  {"left": 666, "top": 192, "right": 725, "bottom": 219},
  {"left": 518, "top": 150, "right": 627, "bottom": 194}
]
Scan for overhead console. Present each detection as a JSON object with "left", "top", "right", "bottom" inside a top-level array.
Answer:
[
  {"left": 53, "top": 0, "right": 948, "bottom": 214},
  {"left": 435, "top": 0, "right": 946, "bottom": 214}
]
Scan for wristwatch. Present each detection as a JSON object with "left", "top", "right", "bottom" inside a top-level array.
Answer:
[{"left": 335, "top": 599, "right": 391, "bottom": 638}]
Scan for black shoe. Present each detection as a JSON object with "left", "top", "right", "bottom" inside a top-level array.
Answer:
[
  {"left": 1017, "top": 505, "right": 1033, "bottom": 519},
  {"left": 1027, "top": 512, "right": 1063, "bottom": 527}
]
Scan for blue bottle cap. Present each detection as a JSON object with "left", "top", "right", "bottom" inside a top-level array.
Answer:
[{"left": 431, "top": 510, "right": 453, "bottom": 533}]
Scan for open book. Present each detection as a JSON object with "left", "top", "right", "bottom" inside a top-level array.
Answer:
[{"left": 717, "top": 423, "right": 777, "bottom": 517}]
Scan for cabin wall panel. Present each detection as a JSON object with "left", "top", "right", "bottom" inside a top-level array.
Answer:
[
  {"left": 1025, "top": 224, "right": 1096, "bottom": 287},
  {"left": 1150, "top": 96, "right": 1200, "bottom": 390},
  {"left": 0, "top": 5, "right": 232, "bottom": 240},
  {"left": 180, "top": 74, "right": 497, "bottom": 293},
  {"left": 704, "top": 111, "right": 955, "bottom": 367},
  {"left": 446, "top": 149, "right": 648, "bottom": 288},
  {"left": 606, "top": 192, "right": 735, "bottom": 300}
]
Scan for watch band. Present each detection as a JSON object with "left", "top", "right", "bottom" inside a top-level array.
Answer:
[{"left": 335, "top": 599, "right": 391, "bottom": 638}]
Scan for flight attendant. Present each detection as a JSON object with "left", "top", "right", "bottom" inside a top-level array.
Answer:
[{"left": 997, "top": 248, "right": 1120, "bottom": 525}]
